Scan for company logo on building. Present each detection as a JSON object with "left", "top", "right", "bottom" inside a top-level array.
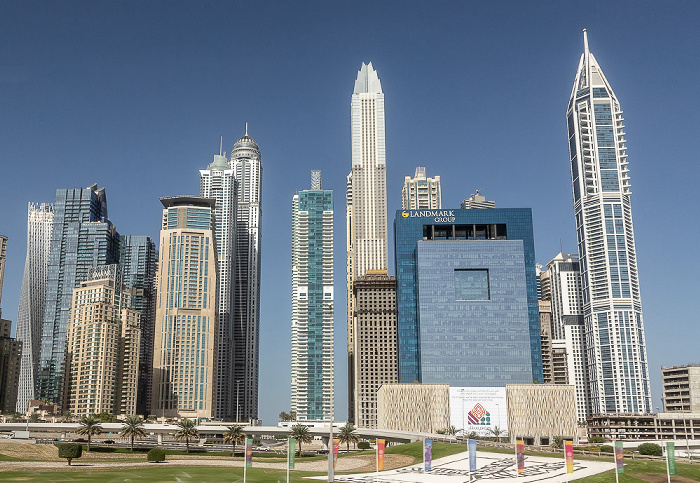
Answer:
[
  {"left": 467, "top": 403, "right": 491, "bottom": 425},
  {"left": 401, "top": 210, "right": 455, "bottom": 223},
  {"left": 401, "top": 211, "right": 409, "bottom": 218}
]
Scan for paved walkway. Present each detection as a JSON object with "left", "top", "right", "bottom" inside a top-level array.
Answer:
[{"left": 311, "top": 451, "right": 615, "bottom": 482}]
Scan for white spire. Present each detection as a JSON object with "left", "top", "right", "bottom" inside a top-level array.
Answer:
[
  {"left": 353, "top": 62, "right": 383, "bottom": 94},
  {"left": 583, "top": 28, "right": 589, "bottom": 55},
  {"left": 245, "top": 122, "right": 248, "bottom": 136}
]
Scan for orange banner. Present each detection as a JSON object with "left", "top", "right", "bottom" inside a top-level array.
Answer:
[{"left": 377, "top": 439, "right": 385, "bottom": 471}]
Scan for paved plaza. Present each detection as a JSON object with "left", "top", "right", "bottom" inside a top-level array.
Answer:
[{"left": 312, "top": 451, "right": 615, "bottom": 482}]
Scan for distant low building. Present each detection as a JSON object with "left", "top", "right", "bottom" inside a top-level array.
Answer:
[
  {"left": 662, "top": 364, "right": 700, "bottom": 413},
  {"left": 377, "top": 384, "right": 449, "bottom": 433},
  {"left": 587, "top": 412, "right": 700, "bottom": 441},
  {"left": 506, "top": 384, "right": 578, "bottom": 445}
]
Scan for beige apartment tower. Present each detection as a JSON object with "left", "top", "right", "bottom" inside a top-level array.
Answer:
[
  {"left": 352, "top": 271, "right": 398, "bottom": 428},
  {"left": 65, "top": 265, "right": 140, "bottom": 417},
  {"left": 401, "top": 167, "right": 441, "bottom": 210},
  {"left": 152, "top": 196, "right": 218, "bottom": 419}
]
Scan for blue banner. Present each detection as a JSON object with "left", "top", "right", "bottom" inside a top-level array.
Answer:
[
  {"left": 468, "top": 439, "right": 477, "bottom": 472},
  {"left": 424, "top": 438, "right": 433, "bottom": 472}
]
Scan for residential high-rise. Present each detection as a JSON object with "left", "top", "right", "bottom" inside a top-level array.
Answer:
[
  {"left": 0, "top": 235, "right": 7, "bottom": 303},
  {"left": 119, "top": 235, "right": 157, "bottom": 416},
  {"left": 291, "top": 171, "right": 334, "bottom": 422},
  {"left": 461, "top": 190, "right": 495, "bottom": 210},
  {"left": 37, "top": 185, "right": 120, "bottom": 405},
  {"left": 0, "top": 318, "right": 22, "bottom": 414},
  {"left": 200, "top": 148, "right": 237, "bottom": 420},
  {"left": 566, "top": 30, "right": 651, "bottom": 413},
  {"left": 394, "top": 207, "right": 543, "bottom": 386},
  {"left": 352, "top": 271, "right": 397, "bottom": 428},
  {"left": 347, "top": 62, "right": 388, "bottom": 421},
  {"left": 152, "top": 196, "right": 218, "bottom": 419},
  {"left": 401, "top": 167, "right": 441, "bottom": 210},
  {"left": 539, "top": 301, "right": 554, "bottom": 384},
  {"left": 64, "top": 265, "right": 140, "bottom": 416},
  {"left": 230, "top": 127, "right": 262, "bottom": 422},
  {"left": 16, "top": 203, "right": 54, "bottom": 412},
  {"left": 662, "top": 365, "right": 700, "bottom": 413}
]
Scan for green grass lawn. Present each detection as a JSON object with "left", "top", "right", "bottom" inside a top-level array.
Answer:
[{"left": 572, "top": 459, "right": 700, "bottom": 482}]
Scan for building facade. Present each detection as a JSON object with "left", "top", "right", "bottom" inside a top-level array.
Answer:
[
  {"left": 352, "top": 272, "right": 397, "bottom": 428},
  {"left": 152, "top": 196, "right": 218, "bottom": 419},
  {"left": 539, "top": 301, "right": 554, "bottom": 384},
  {"left": 291, "top": 171, "right": 334, "bottom": 422},
  {"left": 119, "top": 235, "right": 157, "bottom": 416},
  {"left": 230, "top": 129, "right": 262, "bottom": 422},
  {"left": 662, "top": 365, "right": 700, "bottom": 413},
  {"left": 200, "top": 150, "right": 237, "bottom": 420},
  {"left": 394, "top": 208, "right": 542, "bottom": 386},
  {"left": 566, "top": 30, "right": 651, "bottom": 413},
  {"left": 0, "top": 318, "right": 22, "bottom": 414},
  {"left": 64, "top": 265, "right": 140, "bottom": 416},
  {"left": 461, "top": 190, "right": 495, "bottom": 210},
  {"left": 15, "top": 203, "right": 54, "bottom": 412},
  {"left": 37, "top": 185, "right": 120, "bottom": 405},
  {"left": 506, "top": 384, "right": 578, "bottom": 445},
  {"left": 347, "top": 62, "right": 388, "bottom": 422},
  {"left": 377, "top": 384, "right": 450, "bottom": 433},
  {"left": 401, "top": 167, "right": 441, "bottom": 210},
  {"left": 0, "top": 235, "right": 6, "bottom": 303}
]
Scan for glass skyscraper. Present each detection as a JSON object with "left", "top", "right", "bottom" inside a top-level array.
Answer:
[
  {"left": 566, "top": 30, "right": 651, "bottom": 413},
  {"left": 37, "top": 185, "right": 120, "bottom": 404},
  {"left": 291, "top": 171, "right": 334, "bottom": 421},
  {"left": 15, "top": 202, "right": 54, "bottom": 412},
  {"left": 394, "top": 208, "right": 543, "bottom": 386}
]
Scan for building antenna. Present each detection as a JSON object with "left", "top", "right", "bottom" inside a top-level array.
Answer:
[
  {"left": 245, "top": 122, "right": 248, "bottom": 136},
  {"left": 560, "top": 238, "right": 563, "bottom": 254},
  {"left": 583, "top": 28, "right": 589, "bottom": 55},
  {"left": 219, "top": 136, "right": 223, "bottom": 156}
]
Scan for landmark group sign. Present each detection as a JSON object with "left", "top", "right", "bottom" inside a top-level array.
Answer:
[{"left": 401, "top": 210, "right": 456, "bottom": 223}]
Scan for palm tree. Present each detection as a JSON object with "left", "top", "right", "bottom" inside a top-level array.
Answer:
[
  {"left": 119, "top": 415, "right": 147, "bottom": 452},
  {"left": 223, "top": 425, "right": 245, "bottom": 457},
  {"left": 174, "top": 418, "right": 199, "bottom": 453},
  {"left": 486, "top": 426, "right": 507, "bottom": 443},
  {"left": 289, "top": 424, "right": 312, "bottom": 457},
  {"left": 338, "top": 423, "right": 359, "bottom": 453},
  {"left": 76, "top": 414, "right": 103, "bottom": 451}
]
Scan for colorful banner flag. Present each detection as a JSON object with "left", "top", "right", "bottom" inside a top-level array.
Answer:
[
  {"left": 516, "top": 440, "right": 525, "bottom": 473},
  {"left": 614, "top": 441, "right": 624, "bottom": 474},
  {"left": 667, "top": 442, "right": 676, "bottom": 475},
  {"left": 333, "top": 438, "right": 340, "bottom": 470},
  {"left": 565, "top": 440, "right": 574, "bottom": 473},
  {"left": 377, "top": 439, "right": 385, "bottom": 471},
  {"left": 245, "top": 438, "right": 253, "bottom": 468},
  {"left": 288, "top": 437, "right": 296, "bottom": 469},
  {"left": 468, "top": 439, "right": 477, "bottom": 472},
  {"left": 424, "top": 438, "right": 433, "bottom": 472}
]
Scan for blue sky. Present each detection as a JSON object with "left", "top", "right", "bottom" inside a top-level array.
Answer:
[{"left": 1, "top": 1, "right": 698, "bottom": 423}]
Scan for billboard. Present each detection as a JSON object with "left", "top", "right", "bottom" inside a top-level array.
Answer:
[{"left": 450, "top": 387, "right": 507, "bottom": 437}]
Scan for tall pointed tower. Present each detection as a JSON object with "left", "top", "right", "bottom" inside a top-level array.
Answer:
[
  {"left": 230, "top": 127, "right": 262, "bottom": 422},
  {"left": 566, "top": 30, "right": 651, "bottom": 414},
  {"left": 347, "top": 62, "right": 388, "bottom": 422}
]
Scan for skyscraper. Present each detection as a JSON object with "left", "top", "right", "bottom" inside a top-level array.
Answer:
[
  {"left": 152, "top": 196, "right": 218, "bottom": 419},
  {"left": 200, "top": 148, "right": 237, "bottom": 420},
  {"left": 119, "top": 235, "right": 157, "bottom": 416},
  {"left": 16, "top": 203, "right": 54, "bottom": 412},
  {"left": 291, "top": 171, "right": 334, "bottom": 422},
  {"left": 401, "top": 167, "right": 441, "bottom": 210},
  {"left": 566, "top": 30, "right": 651, "bottom": 413},
  {"left": 0, "top": 235, "right": 7, "bottom": 303},
  {"left": 347, "top": 62, "right": 388, "bottom": 420},
  {"left": 230, "top": 127, "right": 262, "bottom": 422},
  {"left": 37, "top": 185, "right": 120, "bottom": 404},
  {"left": 65, "top": 264, "right": 140, "bottom": 416}
]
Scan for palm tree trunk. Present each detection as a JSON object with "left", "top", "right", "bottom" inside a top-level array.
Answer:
[
  {"left": 87, "top": 435, "right": 91, "bottom": 452},
  {"left": 186, "top": 438, "right": 190, "bottom": 453},
  {"left": 131, "top": 436, "right": 134, "bottom": 452}
]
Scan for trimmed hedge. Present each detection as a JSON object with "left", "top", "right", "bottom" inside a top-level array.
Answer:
[
  {"left": 600, "top": 445, "right": 614, "bottom": 453},
  {"left": 147, "top": 448, "right": 166, "bottom": 462},
  {"left": 57, "top": 443, "right": 82, "bottom": 465},
  {"left": 638, "top": 443, "right": 663, "bottom": 457},
  {"left": 357, "top": 441, "right": 371, "bottom": 450}
]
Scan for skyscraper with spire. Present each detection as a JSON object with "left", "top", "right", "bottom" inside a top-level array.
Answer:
[
  {"left": 346, "top": 62, "right": 388, "bottom": 422},
  {"left": 566, "top": 30, "right": 651, "bottom": 414},
  {"left": 200, "top": 143, "right": 237, "bottom": 420},
  {"left": 230, "top": 126, "right": 262, "bottom": 422}
]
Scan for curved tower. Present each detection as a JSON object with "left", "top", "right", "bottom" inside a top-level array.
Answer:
[
  {"left": 230, "top": 127, "right": 262, "bottom": 422},
  {"left": 566, "top": 30, "right": 651, "bottom": 414},
  {"left": 16, "top": 202, "right": 54, "bottom": 411}
]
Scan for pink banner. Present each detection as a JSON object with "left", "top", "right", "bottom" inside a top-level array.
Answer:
[
  {"left": 516, "top": 440, "right": 525, "bottom": 473},
  {"left": 333, "top": 438, "right": 339, "bottom": 470},
  {"left": 565, "top": 440, "right": 574, "bottom": 473}
]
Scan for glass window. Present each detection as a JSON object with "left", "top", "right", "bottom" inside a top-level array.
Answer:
[{"left": 454, "top": 269, "right": 490, "bottom": 301}]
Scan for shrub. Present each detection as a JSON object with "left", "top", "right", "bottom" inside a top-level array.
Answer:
[
  {"left": 57, "top": 443, "right": 82, "bottom": 465},
  {"left": 600, "top": 445, "right": 614, "bottom": 453},
  {"left": 147, "top": 448, "right": 166, "bottom": 462},
  {"left": 638, "top": 443, "right": 663, "bottom": 457},
  {"left": 588, "top": 436, "right": 606, "bottom": 444},
  {"left": 357, "top": 441, "right": 371, "bottom": 450}
]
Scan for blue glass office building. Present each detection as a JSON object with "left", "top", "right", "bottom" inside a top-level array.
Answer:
[{"left": 394, "top": 208, "right": 542, "bottom": 386}]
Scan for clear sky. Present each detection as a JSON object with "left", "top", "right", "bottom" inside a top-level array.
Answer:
[{"left": 1, "top": 1, "right": 698, "bottom": 423}]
